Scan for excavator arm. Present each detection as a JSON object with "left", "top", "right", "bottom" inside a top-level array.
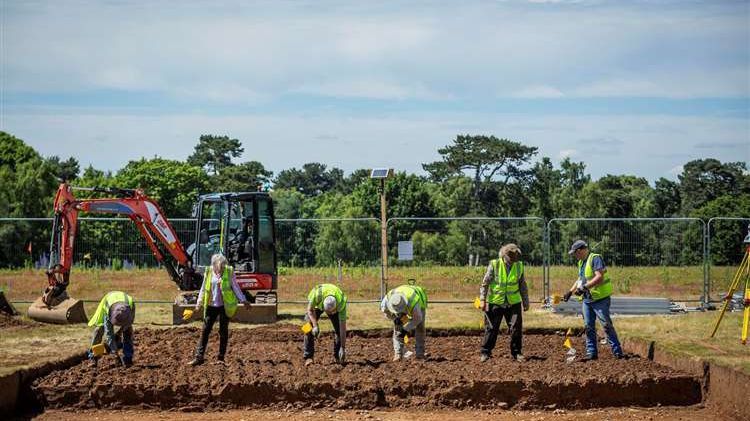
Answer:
[{"left": 42, "top": 183, "right": 201, "bottom": 306}]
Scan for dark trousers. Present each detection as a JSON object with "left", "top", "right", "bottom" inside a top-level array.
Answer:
[
  {"left": 195, "top": 305, "right": 229, "bottom": 359},
  {"left": 480, "top": 302, "right": 523, "bottom": 357},
  {"left": 303, "top": 309, "right": 341, "bottom": 359}
]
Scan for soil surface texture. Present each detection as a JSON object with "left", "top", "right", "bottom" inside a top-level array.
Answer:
[{"left": 32, "top": 324, "right": 701, "bottom": 411}]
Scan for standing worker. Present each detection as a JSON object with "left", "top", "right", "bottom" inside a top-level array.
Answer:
[
  {"left": 381, "top": 284, "right": 428, "bottom": 361},
  {"left": 562, "top": 240, "right": 624, "bottom": 361},
  {"left": 188, "top": 253, "right": 250, "bottom": 366},
  {"left": 87, "top": 290, "right": 135, "bottom": 367},
  {"left": 479, "top": 243, "right": 529, "bottom": 362},
  {"left": 303, "top": 283, "right": 348, "bottom": 366}
]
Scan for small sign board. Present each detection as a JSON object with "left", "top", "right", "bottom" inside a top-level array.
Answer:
[{"left": 398, "top": 241, "right": 413, "bottom": 261}]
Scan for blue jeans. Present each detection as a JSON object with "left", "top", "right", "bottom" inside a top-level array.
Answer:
[{"left": 582, "top": 296, "right": 622, "bottom": 357}]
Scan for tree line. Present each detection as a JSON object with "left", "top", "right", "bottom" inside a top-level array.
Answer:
[{"left": 1, "top": 131, "right": 748, "bottom": 269}]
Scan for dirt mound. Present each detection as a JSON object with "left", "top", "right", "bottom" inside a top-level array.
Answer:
[
  {"left": 0, "top": 313, "right": 34, "bottom": 329},
  {"left": 32, "top": 326, "right": 701, "bottom": 411}
]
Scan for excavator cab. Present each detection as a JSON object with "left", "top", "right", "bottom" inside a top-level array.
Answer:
[{"left": 173, "top": 192, "right": 278, "bottom": 324}]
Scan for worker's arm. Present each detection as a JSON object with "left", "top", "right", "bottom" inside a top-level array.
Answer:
[
  {"left": 339, "top": 319, "right": 346, "bottom": 349},
  {"left": 195, "top": 275, "right": 207, "bottom": 310},
  {"left": 103, "top": 318, "right": 118, "bottom": 354},
  {"left": 403, "top": 305, "right": 423, "bottom": 331},
  {"left": 519, "top": 272, "right": 529, "bottom": 311},
  {"left": 479, "top": 262, "right": 494, "bottom": 310},
  {"left": 229, "top": 271, "right": 248, "bottom": 304},
  {"left": 306, "top": 303, "right": 319, "bottom": 327}
]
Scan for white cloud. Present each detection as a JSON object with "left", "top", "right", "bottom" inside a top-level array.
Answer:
[
  {"left": 292, "top": 78, "right": 449, "bottom": 100},
  {"left": 3, "top": 1, "right": 748, "bottom": 101},
  {"left": 558, "top": 149, "right": 578, "bottom": 159},
  {"left": 512, "top": 85, "right": 565, "bottom": 99}
]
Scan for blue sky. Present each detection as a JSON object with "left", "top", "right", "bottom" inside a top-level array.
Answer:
[{"left": 1, "top": 0, "right": 748, "bottom": 182}]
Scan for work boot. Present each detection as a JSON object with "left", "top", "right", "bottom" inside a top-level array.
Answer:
[
  {"left": 581, "top": 354, "right": 598, "bottom": 362},
  {"left": 304, "top": 358, "right": 314, "bottom": 367},
  {"left": 514, "top": 354, "right": 526, "bottom": 362},
  {"left": 480, "top": 354, "right": 490, "bottom": 363},
  {"left": 188, "top": 356, "right": 204, "bottom": 366}
]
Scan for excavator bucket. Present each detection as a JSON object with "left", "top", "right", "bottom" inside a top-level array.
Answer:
[
  {"left": 0, "top": 291, "right": 19, "bottom": 316},
  {"left": 27, "top": 291, "right": 87, "bottom": 324}
]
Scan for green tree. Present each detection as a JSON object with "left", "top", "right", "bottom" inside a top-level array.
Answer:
[
  {"left": 274, "top": 163, "right": 345, "bottom": 197},
  {"left": 214, "top": 161, "right": 273, "bottom": 192},
  {"left": 422, "top": 135, "right": 538, "bottom": 214},
  {"left": 678, "top": 159, "right": 749, "bottom": 214},
  {"left": 45, "top": 156, "right": 80, "bottom": 181},
  {"left": 654, "top": 178, "right": 681, "bottom": 217},
  {"left": 115, "top": 157, "right": 210, "bottom": 217},
  {"left": 187, "top": 134, "right": 244, "bottom": 175}
]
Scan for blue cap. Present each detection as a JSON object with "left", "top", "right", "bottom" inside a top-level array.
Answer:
[{"left": 568, "top": 240, "right": 588, "bottom": 255}]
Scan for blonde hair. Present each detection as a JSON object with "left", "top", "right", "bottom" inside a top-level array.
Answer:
[
  {"left": 211, "top": 253, "right": 228, "bottom": 274},
  {"left": 499, "top": 243, "right": 522, "bottom": 262}
]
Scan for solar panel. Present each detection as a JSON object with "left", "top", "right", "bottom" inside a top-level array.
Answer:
[{"left": 370, "top": 168, "right": 393, "bottom": 179}]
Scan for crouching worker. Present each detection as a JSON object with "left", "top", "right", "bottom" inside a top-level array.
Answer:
[
  {"left": 189, "top": 253, "right": 250, "bottom": 366},
  {"left": 303, "top": 283, "right": 348, "bottom": 366},
  {"left": 381, "top": 284, "right": 428, "bottom": 361},
  {"left": 479, "top": 243, "right": 529, "bottom": 363},
  {"left": 87, "top": 291, "right": 135, "bottom": 367}
]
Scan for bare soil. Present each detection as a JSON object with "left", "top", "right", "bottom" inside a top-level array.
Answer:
[
  {"left": 30, "top": 406, "right": 729, "bottom": 421},
  {"left": 0, "top": 314, "right": 33, "bottom": 329},
  {"left": 31, "top": 325, "right": 701, "bottom": 411}
]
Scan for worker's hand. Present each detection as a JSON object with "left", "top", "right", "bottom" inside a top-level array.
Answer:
[
  {"left": 337, "top": 347, "right": 346, "bottom": 364},
  {"left": 182, "top": 308, "right": 194, "bottom": 321},
  {"left": 562, "top": 291, "right": 573, "bottom": 302},
  {"left": 311, "top": 325, "right": 320, "bottom": 338},
  {"left": 574, "top": 286, "right": 587, "bottom": 296},
  {"left": 523, "top": 303, "right": 529, "bottom": 312},
  {"left": 480, "top": 300, "right": 488, "bottom": 312}
]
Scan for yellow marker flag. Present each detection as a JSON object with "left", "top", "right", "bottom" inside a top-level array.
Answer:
[
  {"left": 404, "top": 335, "right": 409, "bottom": 344},
  {"left": 473, "top": 297, "right": 482, "bottom": 309},
  {"left": 301, "top": 322, "right": 312, "bottom": 334},
  {"left": 563, "top": 337, "right": 572, "bottom": 349}
]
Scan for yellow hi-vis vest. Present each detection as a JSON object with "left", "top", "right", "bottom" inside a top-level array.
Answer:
[
  {"left": 488, "top": 259, "right": 523, "bottom": 305},
  {"left": 88, "top": 291, "right": 134, "bottom": 327},
  {"left": 389, "top": 285, "right": 428, "bottom": 316},
  {"left": 308, "top": 283, "right": 348, "bottom": 320},
  {"left": 202, "top": 266, "right": 239, "bottom": 317},
  {"left": 577, "top": 253, "right": 613, "bottom": 301}
]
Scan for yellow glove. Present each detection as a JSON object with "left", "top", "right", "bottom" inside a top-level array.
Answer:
[{"left": 182, "top": 308, "right": 194, "bottom": 321}]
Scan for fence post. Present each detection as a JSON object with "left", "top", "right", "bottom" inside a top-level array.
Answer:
[
  {"left": 703, "top": 219, "right": 709, "bottom": 307},
  {"left": 543, "top": 219, "right": 550, "bottom": 304}
]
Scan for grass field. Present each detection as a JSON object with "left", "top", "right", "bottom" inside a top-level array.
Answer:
[{"left": 0, "top": 264, "right": 727, "bottom": 303}]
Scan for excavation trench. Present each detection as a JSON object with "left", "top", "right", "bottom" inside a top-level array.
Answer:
[{"left": 29, "top": 325, "right": 701, "bottom": 411}]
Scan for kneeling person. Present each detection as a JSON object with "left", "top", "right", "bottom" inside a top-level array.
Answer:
[
  {"left": 88, "top": 291, "right": 135, "bottom": 367},
  {"left": 304, "top": 283, "right": 348, "bottom": 366},
  {"left": 381, "top": 284, "right": 427, "bottom": 361}
]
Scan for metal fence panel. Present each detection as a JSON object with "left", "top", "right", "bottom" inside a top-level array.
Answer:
[
  {"left": 707, "top": 217, "right": 750, "bottom": 303},
  {"left": 275, "top": 218, "right": 381, "bottom": 301},
  {"left": 546, "top": 218, "right": 706, "bottom": 302},
  {"left": 386, "top": 217, "right": 546, "bottom": 302}
]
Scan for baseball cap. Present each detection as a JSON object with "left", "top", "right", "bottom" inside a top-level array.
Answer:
[{"left": 568, "top": 240, "right": 588, "bottom": 255}]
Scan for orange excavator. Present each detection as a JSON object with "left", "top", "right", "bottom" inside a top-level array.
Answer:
[{"left": 27, "top": 182, "right": 278, "bottom": 324}]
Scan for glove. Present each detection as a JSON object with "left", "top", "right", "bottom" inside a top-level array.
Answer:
[
  {"left": 563, "top": 291, "right": 572, "bottom": 302},
  {"left": 182, "top": 308, "right": 194, "bottom": 321},
  {"left": 337, "top": 347, "right": 346, "bottom": 364},
  {"left": 311, "top": 325, "right": 320, "bottom": 338}
]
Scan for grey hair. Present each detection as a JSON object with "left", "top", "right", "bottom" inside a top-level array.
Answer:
[
  {"left": 499, "top": 243, "right": 522, "bottom": 262},
  {"left": 211, "top": 253, "right": 228, "bottom": 273}
]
